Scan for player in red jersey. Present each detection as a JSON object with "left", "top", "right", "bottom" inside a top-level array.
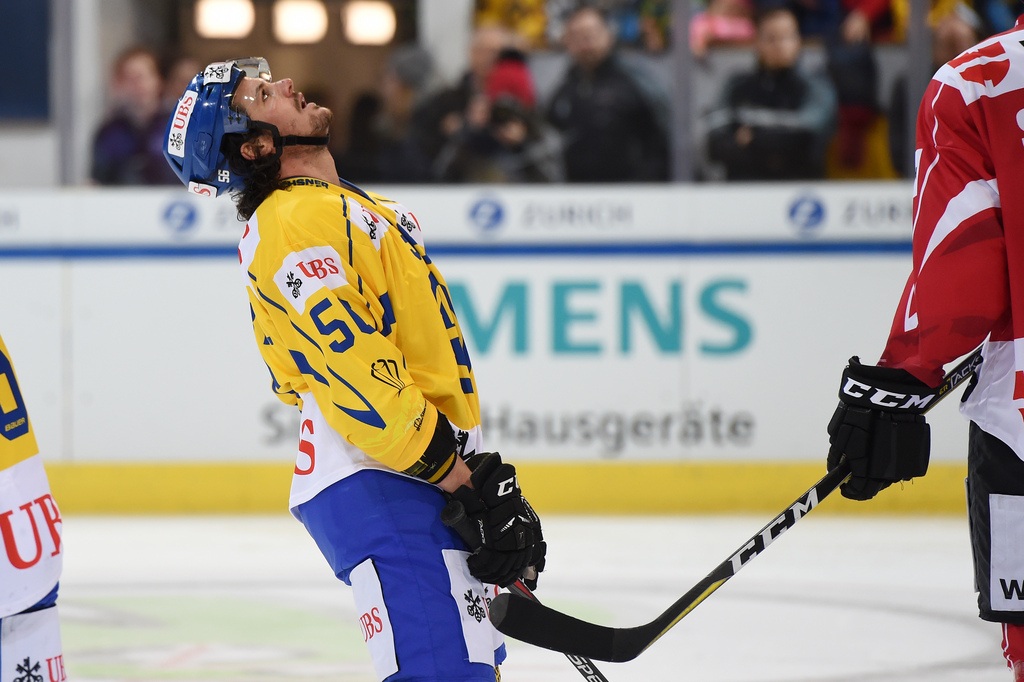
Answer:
[{"left": 825, "top": 18, "right": 1024, "bottom": 679}]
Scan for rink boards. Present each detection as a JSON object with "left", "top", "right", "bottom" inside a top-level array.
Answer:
[{"left": 0, "top": 182, "right": 973, "bottom": 513}]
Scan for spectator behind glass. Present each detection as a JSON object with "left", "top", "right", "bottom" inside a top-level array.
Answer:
[
  {"left": 91, "top": 46, "right": 179, "bottom": 185},
  {"left": 838, "top": 0, "right": 893, "bottom": 44},
  {"left": 545, "top": 0, "right": 671, "bottom": 52},
  {"left": 704, "top": 7, "right": 837, "bottom": 180},
  {"left": 334, "top": 45, "right": 444, "bottom": 183},
  {"left": 546, "top": 6, "right": 670, "bottom": 182},
  {"left": 335, "top": 92, "right": 385, "bottom": 183},
  {"left": 435, "top": 48, "right": 563, "bottom": 182},
  {"left": 787, "top": 0, "right": 893, "bottom": 43},
  {"left": 972, "top": 0, "right": 1015, "bottom": 34},
  {"left": 690, "top": 0, "right": 757, "bottom": 58},
  {"left": 888, "top": 3, "right": 980, "bottom": 177},
  {"left": 638, "top": 0, "right": 673, "bottom": 52},
  {"left": 373, "top": 44, "right": 440, "bottom": 183},
  {"left": 162, "top": 54, "right": 202, "bottom": 111},
  {"left": 824, "top": 35, "right": 898, "bottom": 178},
  {"left": 475, "top": 0, "right": 548, "bottom": 47},
  {"left": 887, "top": 0, "right": 986, "bottom": 42},
  {"left": 417, "top": 25, "right": 513, "bottom": 168}
]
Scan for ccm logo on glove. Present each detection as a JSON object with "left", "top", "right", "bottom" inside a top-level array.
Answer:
[
  {"left": 827, "top": 356, "right": 934, "bottom": 501},
  {"left": 497, "top": 475, "right": 518, "bottom": 497},
  {"left": 840, "top": 378, "right": 936, "bottom": 411},
  {"left": 446, "top": 452, "right": 546, "bottom": 588}
]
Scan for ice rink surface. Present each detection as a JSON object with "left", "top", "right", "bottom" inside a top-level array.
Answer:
[{"left": 57, "top": 513, "right": 1011, "bottom": 682}]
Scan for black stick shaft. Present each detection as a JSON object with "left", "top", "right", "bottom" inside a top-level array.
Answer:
[{"left": 487, "top": 346, "right": 984, "bottom": 662}]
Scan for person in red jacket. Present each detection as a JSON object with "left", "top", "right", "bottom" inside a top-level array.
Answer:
[{"left": 825, "top": 18, "right": 1024, "bottom": 680}]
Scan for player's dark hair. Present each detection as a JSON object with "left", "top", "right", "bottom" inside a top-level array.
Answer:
[{"left": 221, "top": 130, "right": 287, "bottom": 220}]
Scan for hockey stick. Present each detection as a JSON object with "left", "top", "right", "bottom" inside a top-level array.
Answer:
[
  {"left": 487, "top": 347, "right": 984, "bottom": 663},
  {"left": 442, "top": 501, "right": 614, "bottom": 682}
]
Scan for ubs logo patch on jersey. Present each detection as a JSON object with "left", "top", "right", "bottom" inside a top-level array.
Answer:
[
  {"left": 295, "top": 256, "right": 340, "bottom": 280},
  {"left": 285, "top": 272, "right": 302, "bottom": 298},
  {"left": 274, "top": 245, "right": 348, "bottom": 314}
]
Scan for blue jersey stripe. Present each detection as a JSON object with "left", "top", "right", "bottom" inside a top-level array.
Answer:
[
  {"left": 256, "top": 286, "right": 288, "bottom": 315},
  {"left": 324, "top": 363, "right": 387, "bottom": 429},
  {"left": 289, "top": 350, "right": 330, "bottom": 387},
  {"left": 291, "top": 321, "right": 323, "bottom": 352},
  {"left": 342, "top": 196, "right": 355, "bottom": 268}
]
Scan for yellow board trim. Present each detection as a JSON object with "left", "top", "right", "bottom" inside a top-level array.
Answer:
[{"left": 43, "top": 461, "right": 969, "bottom": 515}]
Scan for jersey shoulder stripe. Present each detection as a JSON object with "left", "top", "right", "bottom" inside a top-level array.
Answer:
[{"left": 934, "top": 24, "right": 1024, "bottom": 104}]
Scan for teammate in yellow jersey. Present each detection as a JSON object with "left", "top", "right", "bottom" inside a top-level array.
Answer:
[
  {"left": 0, "top": 334, "right": 66, "bottom": 682},
  {"left": 164, "top": 58, "right": 545, "bottom": 681}
]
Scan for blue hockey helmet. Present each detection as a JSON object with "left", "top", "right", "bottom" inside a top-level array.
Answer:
[{"left": 163, "top": 57, "right": 272, "bottom": 198}]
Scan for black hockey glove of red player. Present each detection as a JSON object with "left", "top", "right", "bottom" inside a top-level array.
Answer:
[
  {"left": 447, "top": 452, "right": 546, "bottom": 589},
  {"left": 826, "top": 357, "right": 934, "bottom": 501}
]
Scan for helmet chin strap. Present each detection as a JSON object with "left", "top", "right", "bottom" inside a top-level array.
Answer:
[
  {"left": 280, "top": 134, "right": 331, "bottom": 148},
  {"left": 251, "top": 121, "right": 329, "bottom": 159}
]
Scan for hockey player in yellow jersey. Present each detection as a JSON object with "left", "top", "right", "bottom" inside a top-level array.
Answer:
[
  {"left": 0, "top": 333, "right": 66, "bottom": 682},
  {"left": 164, "top": 58, "right": 545, "bottom": 681}
]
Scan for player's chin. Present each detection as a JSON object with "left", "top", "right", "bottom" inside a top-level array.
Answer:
[{"left": 311, "top": 107, "right": 333, "bottom": 135}]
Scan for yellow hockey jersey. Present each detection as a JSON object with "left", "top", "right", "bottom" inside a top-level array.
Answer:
[
  {"left": 0, "top": 332, "right": 63, "bottom": 616},
  {"left": 239, "top": 178, "right": 481, "bottom": 500},
  {"left": 1, "top": 333, "right": 38, "bottom": 471}
]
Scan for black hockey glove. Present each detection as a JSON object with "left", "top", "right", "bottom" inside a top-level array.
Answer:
[
  {"left": 447, "top": 452, "right": 546, "bottom": 589},
  {"left": 826, "top": 357, "right": 934, "bottom": 501}
]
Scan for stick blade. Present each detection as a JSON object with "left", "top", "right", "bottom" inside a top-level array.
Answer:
[{"left": 490, "top": 592, "right": 639, "bottom": 662}]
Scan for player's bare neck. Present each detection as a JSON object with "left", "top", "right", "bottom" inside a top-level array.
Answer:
[{"left": 278, "top": 147, "right": 338, "bottom": 189}]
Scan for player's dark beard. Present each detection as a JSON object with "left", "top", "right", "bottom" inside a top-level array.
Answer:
[
  {"left": 282, "top": 106, "right": 332, "bottom": 161},
  {"left": 310, "top": 106, "right": 332, "bottom": 137},
  {"left": 223, "top": 108, "right": 333, "bottom": 220}
]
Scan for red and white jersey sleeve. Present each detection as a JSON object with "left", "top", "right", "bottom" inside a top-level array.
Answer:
[{"left": 880, "top": 18, "right": 1024, "bottom": 458}]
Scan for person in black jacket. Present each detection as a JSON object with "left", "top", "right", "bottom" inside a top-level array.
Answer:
[
  {"left": 416, "top": 25, "right": 512, "bottom": 172},
  {"left": 436, "top": 49, "right": 564, "bottom": 183},
  {"left": 705, "top": 6, "right": 837, "bottom": 181},
  {"left": 546, "top": 6, "right": 670, "bottom": 182}
]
